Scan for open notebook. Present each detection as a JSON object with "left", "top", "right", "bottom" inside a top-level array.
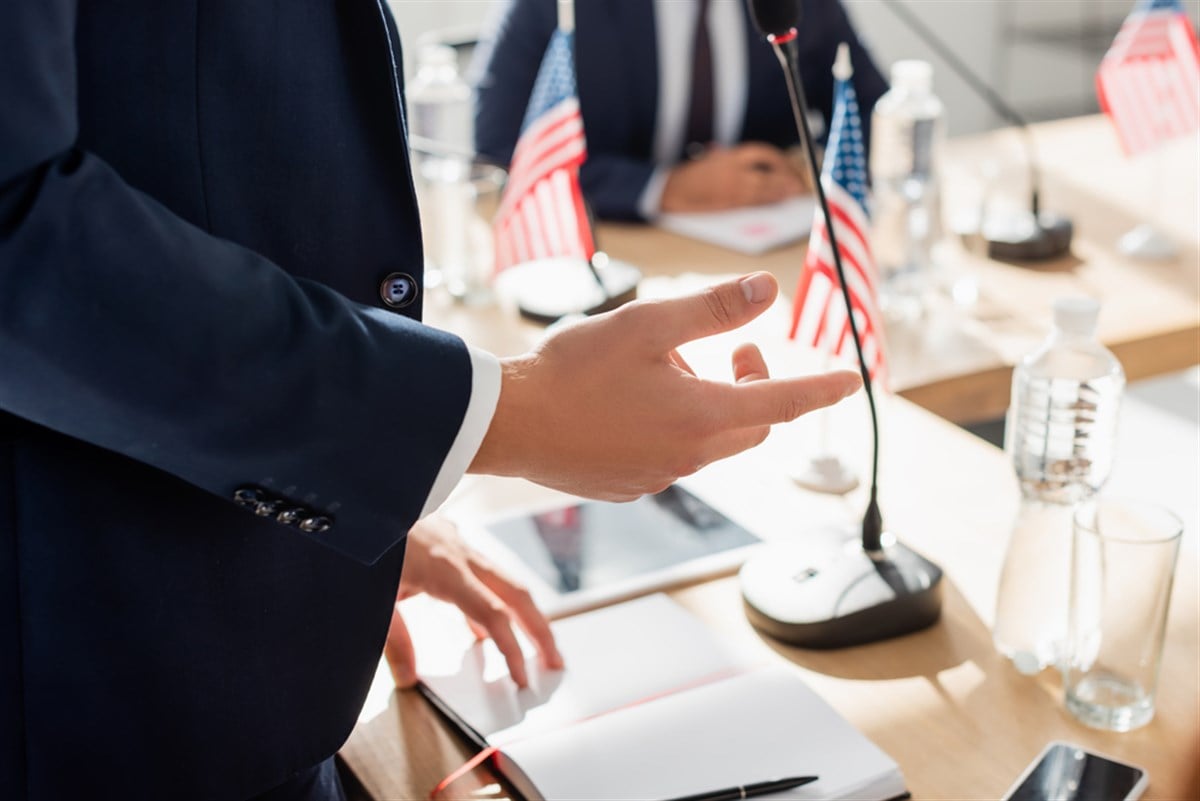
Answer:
[{"left": 414, "top": 594, "right": 907, "bottom": 801}]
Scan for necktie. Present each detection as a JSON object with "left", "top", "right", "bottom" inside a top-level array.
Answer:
[{"left": 683, "top": 0, "right": 714, "bottom": 159}]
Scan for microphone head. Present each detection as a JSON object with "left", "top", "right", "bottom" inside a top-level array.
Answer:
[{"left": 745, "top": 0, "right": 801, "bottom": 38}]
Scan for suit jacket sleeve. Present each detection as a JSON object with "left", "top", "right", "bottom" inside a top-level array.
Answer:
[
  {"left": 472, "top": 0, "right": 657, "bottom": 222},
  {"left": 0, "top": 0, "right": 474, "bottom": 565}
]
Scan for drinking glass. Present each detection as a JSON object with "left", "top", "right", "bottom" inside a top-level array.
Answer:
[{"left": 1063, "top": 497, "right": 1183, "bottom": 731}]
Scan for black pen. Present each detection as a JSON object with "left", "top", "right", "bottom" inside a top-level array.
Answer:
[{"left": 661, "top": 775, "right": 819, "bottom": 801}]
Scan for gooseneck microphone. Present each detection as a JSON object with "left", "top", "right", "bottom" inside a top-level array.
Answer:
[
  {"left": 881, "top": 0, "right": 1073, "bottom": 261},
  {"left": 738, "top": 0, "right": 943, "bottom": 649},
  {"left": 750, "top": 0, "right": 884, "bottom": 554}
]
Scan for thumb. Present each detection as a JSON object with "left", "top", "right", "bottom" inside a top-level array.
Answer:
[{"left": 645, "top": 273, "right": 779, "bottom": 349}]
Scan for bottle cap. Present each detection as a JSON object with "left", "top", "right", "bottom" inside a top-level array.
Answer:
[
  {"left": 832, "top": 43, "right": 853, "bottom": 81},
  {"left": 1053, "top": 296, "right": 1100, "bottom": 336},
  {"left": 890, "top": 60, "right": 933, "bottom": 94},
  {"left": 417, "top": 43, "right": 456, "bottom": 70}
]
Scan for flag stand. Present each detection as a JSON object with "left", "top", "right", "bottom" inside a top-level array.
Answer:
[
  {"left": 790, "top": 357, "right": 858, "bottom": 495},
  {"left": 501, "top": 252, "right": 641, "bottom": 325},
  {"left": 491, "top": 0, "right": 643, "bottom": 324},
  {"left": 1118, "top": 142, "right": 1178, "bottom": 260},
  {"left": 1097, "top": 0, "right": 1196, "bottom": 261}
]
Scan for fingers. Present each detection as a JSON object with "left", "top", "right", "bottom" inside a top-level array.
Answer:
[
  {"left": 732, "top": 142, "right": 792, "bottom": 168},
  {"left": 715, "top": 369, "right": 862, "bottom": 429},
  {"left": 399, "top": 515, "right": 562, "bottom": 688},
  {"left": 471, "top": 561, "right": 564, "bottom": 670},
  {"left": 383, "top": 605, "right": 419, "bottom": 689},
  {"left": 450, "top": 572, "right": 531, "bottom": 688},
  {"left": 731, "top": 343, "right": 770, "bottom": 384},
  {"left": 636, "top": 272, "right": 778, "bottom": 349},
  {"left": 731, "top": 144, "right": 806, "bottom": 204}
]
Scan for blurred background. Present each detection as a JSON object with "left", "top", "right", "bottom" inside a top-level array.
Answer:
[{"left": 387, "top": 0, "right": 1200, "bottom": 136}]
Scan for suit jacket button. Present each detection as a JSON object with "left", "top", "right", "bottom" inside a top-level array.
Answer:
[
  {"left": 276, "top": 507, "right": 303, "bottom": 525},
  {"left": 299, "top": 516, "right": 333, "bottom": 533},
  {"left": 233, "top": 487, "right": 264, "bottom": 508},
  {"left": 379, "top": 272, "right": 418, "bottom": 308},
  {"left": 254, "top": 500, "right": 280, "bottom": 517}
]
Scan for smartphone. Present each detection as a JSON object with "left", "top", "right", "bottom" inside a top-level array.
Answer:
[{"left": 1002, "top": 742, "right": 1148, "bottom": 801}]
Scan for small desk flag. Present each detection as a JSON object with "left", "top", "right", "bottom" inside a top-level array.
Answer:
[
  {"left": 1097, "top": 0, "right": 1200, "bottom": 155},
  {"left": 492, "top": 26, "right": 595, "bottom": 272},
  {"left": 789, "top": 45, "right": 887, "bottom": 386}
]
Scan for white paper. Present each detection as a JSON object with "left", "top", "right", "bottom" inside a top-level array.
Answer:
[
  {"left": 503, "top": 666, "right": 904, "bottom": 801},
  {"left": 415, "top": 594, "right": 904, "bottom": 801},
  {"left": 657, "top": 195, "right": 817, "bottom": 255},
  {"left": 416, "top": 594, "right": 746, "bottom": 745}
]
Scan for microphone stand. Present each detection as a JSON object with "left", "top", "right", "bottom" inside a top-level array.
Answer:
[
  {"left": 738, "top": 33, "right": 943, "bottom": 649},
  {"left": 882, "top": 0, "right": 1073, "bottom": 262}
]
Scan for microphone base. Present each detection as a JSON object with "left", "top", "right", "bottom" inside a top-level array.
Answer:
[
  {"left": 496, "top": 256, "right": 642, "bottom": 325},
  {"left": 740, "top": 525, "right": 943, "bottom": 649},
  {"left": 983, "top": 210, "right": 1074, "bottom": 262}
]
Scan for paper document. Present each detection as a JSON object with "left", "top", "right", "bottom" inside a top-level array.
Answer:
[
  {"left": 657, "top": 195, "right": 817, "bottom": 255},
  {"left": 414, "top": 594, "right": 908, "bottom": 801}
]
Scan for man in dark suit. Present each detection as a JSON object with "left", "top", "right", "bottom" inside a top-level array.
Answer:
[
  {"left": 0, "top": 2, "right": 860, "bottom": 799},
  {"left": 474, "top": 0, "right": 888, "bottom": 221}
]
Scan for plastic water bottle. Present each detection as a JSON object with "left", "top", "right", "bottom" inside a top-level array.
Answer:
[
  {"left": 869, "top": 60, "right": 945, "bottom": 322},
  {"left": 993, "top": 297, "right": 1125, "bottom": 675},
  {"left": 408, "top": 44, "right": 478, "bottom": 298}
]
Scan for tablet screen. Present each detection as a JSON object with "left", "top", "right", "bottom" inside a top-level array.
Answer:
[{"left": 485, "top": 485, "right": 761, "bottom": 595}]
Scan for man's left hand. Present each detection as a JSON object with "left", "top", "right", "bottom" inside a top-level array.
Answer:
[{"left": 385, "top": 514, "right": 563, "bottom": 689}]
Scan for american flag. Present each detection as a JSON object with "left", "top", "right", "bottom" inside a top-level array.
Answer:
[
  {"left": 492, "top": 28, "right": 595, "bottom": 272},
  {"left": 1097, "top": 0, "right": 1200, "bottom": 156},
  {"left": 788, "top": 53, "right": 887, "bottom": 385}
]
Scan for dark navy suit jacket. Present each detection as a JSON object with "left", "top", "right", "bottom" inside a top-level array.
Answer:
[
  {"left": 473, "top": 0, "right": 888, "bottom": 221},
  {"left": 0, "top": 2, "right": 473, "bottom": 799}
]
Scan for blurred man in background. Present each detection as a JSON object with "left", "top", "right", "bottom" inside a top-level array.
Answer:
[{"left": 474, "top": 0, "right": 887, "bottom": 220}]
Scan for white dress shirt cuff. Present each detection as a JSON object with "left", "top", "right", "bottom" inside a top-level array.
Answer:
[
  {"left": 637, "top": 166, "right": 672, "bottom": 220},
  {"left": 418, "top": 345, "right": 501, "bottom": 518}
]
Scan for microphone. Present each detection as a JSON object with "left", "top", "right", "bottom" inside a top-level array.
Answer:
[
  {"left": 880, "top": 0, "right": 1073, "bottom": 261},
  {"left": 738, "top": 0, "right": 943, "bottom": 649},
  {"left": 745, "top": 0, "right": 801, "bottom": 40}
]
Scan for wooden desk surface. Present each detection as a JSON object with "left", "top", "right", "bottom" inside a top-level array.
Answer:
[
  {"left": 593, "top": 115, "right": 1196, "bottom": 425},
  {"left": 341, "top": 381, "right": 1199, "bottom": 800},
  {"left": 414, "top": 116, "right": 1198, "bottom": 426},
  {"left": 339, "top": 115, "right": 1199, "bottom": 798}
]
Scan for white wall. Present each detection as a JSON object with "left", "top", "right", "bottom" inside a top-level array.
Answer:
[{"left": 387, "top": 0, "right": 1200, "bottom": 136}]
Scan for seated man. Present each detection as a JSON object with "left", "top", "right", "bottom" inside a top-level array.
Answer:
[{"left": 473, "top": 0, "right": 888, "bottom": 221}]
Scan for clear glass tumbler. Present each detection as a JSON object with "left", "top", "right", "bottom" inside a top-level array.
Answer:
[{"left": 1063, "top": 498, "right": 1183, "bottom": 731}]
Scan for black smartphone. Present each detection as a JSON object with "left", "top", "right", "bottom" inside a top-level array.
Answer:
[{"left": 1003, "top": 742, "right": 1148, "bottom": 801}]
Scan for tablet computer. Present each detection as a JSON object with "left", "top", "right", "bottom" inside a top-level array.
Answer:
[{"left": 465, "top": 485, "right": 762, "bottom": 618}]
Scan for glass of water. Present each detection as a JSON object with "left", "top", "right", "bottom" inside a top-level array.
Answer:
[{"left": 1063, "top": 498, "right": 1183, "bottom": 731}]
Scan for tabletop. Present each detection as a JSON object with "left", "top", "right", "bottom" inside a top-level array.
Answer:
[
  {"left": 342, "top": 263, "right": 1199, "bottom": 800},
  {"left": 461, "top": 114, "right": 1197, "bottom": 426}
]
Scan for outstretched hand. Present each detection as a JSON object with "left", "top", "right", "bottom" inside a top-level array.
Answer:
[
  {"left": 385, "top": 515, "right": 562, "bottom": 690},
  {"left": 471, "top": 272, "right": 862, "bottom": 501}
]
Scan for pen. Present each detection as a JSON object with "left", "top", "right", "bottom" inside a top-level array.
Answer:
[{"left": 661, "top": 775, "right": 819, "bottom": 801}]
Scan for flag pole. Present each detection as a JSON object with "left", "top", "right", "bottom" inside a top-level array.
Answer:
[
  {"left": 557, "top": 0, "right": 609, "bottom": 298},
  {"left": 1118, "top": 108, "right": 1178, "bottom": 260},
  {"left": 790, "top": 43, "right": 859, "bottom": 497},
  {"left": 791, "top": 350, "right": 859, "bottom": 495}
]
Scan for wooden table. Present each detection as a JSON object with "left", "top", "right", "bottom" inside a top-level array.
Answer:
[
  {"left": 433, "top": 115, "right": 1198, "bottom": 426},
  {"left": 418, "top": 115, "right": 1199, "bottom": 426},
  {"left": 339, "top": 114, "right": 1199, "bottom": 798},
  {"left": 340, "top": 388, "right": 1198, "bottom": 800},
  {"left": 341, "top": 315, "right": 1199, "bottom": 799}
]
